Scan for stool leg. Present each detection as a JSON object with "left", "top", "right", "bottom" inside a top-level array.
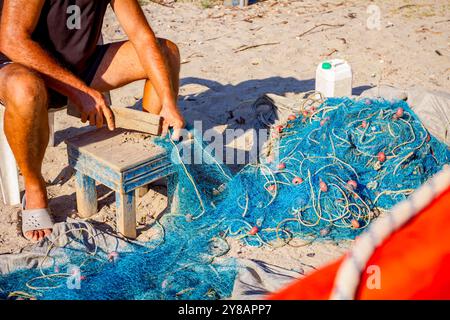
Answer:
[
  {"left": 167, "top": 173, "right": 179, "bottom": 214},
  {"left": 75, "top": 171, "right": 98, "bottom": 218},
  {"left": 116, "top": 190, "right": 137, "bottom": 239}
]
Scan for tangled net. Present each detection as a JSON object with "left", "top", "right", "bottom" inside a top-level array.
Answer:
[{"left": 1, "top": 95, "right": 449, "bottom": 300}]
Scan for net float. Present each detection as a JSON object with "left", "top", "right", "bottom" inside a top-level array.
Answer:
[
  {"left": 288, "top": 114, "right": 296, "bottom": 121},
  {"left": 396, "top": 107, "right": 404, "bottom": 118},
  {"left": 320, "top": 227, "right": 331, "bottom": 237},
  {"left": 361, "top": 120, "right": 368, "bottom": 128},
  {"left": 108, "top": 251, "right": 119, "bottom": 262},
  {"left": 275, "top": 125, "right": 283, "bottom": 133},
  {"left": 320, "top": 117, "right": 330, "bottom": 126},
  {"left": 351, "top": 219, "right": 360, "bottom": 229},
  {"left": 267, "top": 184, "right": 277, "bottom": 192},
  {"left": 319, "top": 180, "right": 328, "bottom": 192},
  {"left": 347, "top": 180, "right": 358, "bottom": 190},
  {"left": 426, "top": 134, "right": 431, "bottom": 142},
  {"left": 277, "top": 162, "right": 286, "bottom": 170},
  {"left": 377, "top": 151, "right": 386, "bottom": 163},
  {"left": 249, "top": 226, "right": 259, "bottom": 235},
  {"left": 292, "top": 177, "right": 303, "bottom": 185}
]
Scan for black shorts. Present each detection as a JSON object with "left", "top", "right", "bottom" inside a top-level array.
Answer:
[{"left": 0, "top": 44, "right": 110, "bottom": 109}]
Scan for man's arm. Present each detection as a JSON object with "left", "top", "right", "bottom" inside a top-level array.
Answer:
[
  {"left": 0, "top": 0, "right": 114, "bottom": 129},
  {"left": 111, "top": 0, "right": 184, "bottom": 135}
]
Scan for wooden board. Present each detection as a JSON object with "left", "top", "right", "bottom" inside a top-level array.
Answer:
[
  {"left": 67, "top": 104, "right": 163, "bottom": 135},
  {"left": 65, "top": 128, "right": 167, "bottom": 173}
]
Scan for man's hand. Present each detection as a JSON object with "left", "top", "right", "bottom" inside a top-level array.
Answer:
[
  {"left": 72, "top": 88, "right": 116, "bottom": 131},
  {"left": 160, "top": 105, "right": 185, "bottom": 141}
]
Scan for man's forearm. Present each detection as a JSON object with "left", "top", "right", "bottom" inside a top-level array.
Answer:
[
  {"left": 2, "top": 38, "right": 91, "bottom": 102},
  {"left": 111, "top": 0, "right": 177, "bottom": 110}
]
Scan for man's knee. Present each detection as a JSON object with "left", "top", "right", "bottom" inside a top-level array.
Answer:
[
  {"left": 158, "top": 38, "right": 180, "bottom": 67},
  {"left": 3, "top": 65, "right": 48, "bottom": 115}
]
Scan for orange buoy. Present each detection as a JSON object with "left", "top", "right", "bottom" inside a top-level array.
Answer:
[
  {"left": 292, "top": 177, "right": 303, "bottom": 185},
  {"left": 249, "top": 226, "right": 259, "bottom": 235},
  {"left": 277, "top": 163, "right": 286, "bottom": 170},
  {"left": 268, "top": 184, "right": 277, "bottom": 192},
  {"left": 347, "top": 180, "right": 358, "bottom": 190},
  {"left": 288, "top": 114, "right": 296, "bottom": 121},
  {"left": 377, "top": 152, "right": 386, "bottom": 163},
  {"left": 351, "top": 219, "right": 360, "bottom": 229},
  {"left": 361, "top": 120, "right": 368, "bottom": 128},
  {"left": 319, "top": 181, "right": 328, "bottom": 192},
  {"left": 275, "top": 125, "right": 283, "bottom": 133},
  {"left": 108, "top": 251, "right": 119, "bottom": 262},
  {"left": 320, "top": 117, "right": 330, "bottom": 127},
  {"left": 396, "top": 107, "right": 404, "bottom": 118}
]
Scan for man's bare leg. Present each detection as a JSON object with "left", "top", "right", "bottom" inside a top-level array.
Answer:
[
  {"left": 90, "top": 38, "right": 180, "bottom": 114},
  {"left": 0, "top": 64, "right": 51, "bottom": 241}
]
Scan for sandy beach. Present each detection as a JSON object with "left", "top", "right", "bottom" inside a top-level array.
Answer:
[{"left": 1, "top": 0, "right": 449, "bottom": 276}]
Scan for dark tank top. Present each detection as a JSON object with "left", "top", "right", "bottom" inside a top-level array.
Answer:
[{"left": 0, "top": 0, "right": 111, "bottom": 76}]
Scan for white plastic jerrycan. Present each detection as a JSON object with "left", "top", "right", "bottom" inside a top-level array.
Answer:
[{"left": 315, "top": 59, "right": 352, "bottom": 98}]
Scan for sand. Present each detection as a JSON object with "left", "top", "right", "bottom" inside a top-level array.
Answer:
[{"left": 1, "top": 0, "right": 449, "bottom": 277}]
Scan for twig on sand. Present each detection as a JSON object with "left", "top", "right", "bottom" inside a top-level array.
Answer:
[
  {"left": 181, "top": 52, "right": 204, "bottom": 64},
  {"left": 325, "top": 48, "right": 338, "bottom": 56},
  {"left": 297, "top": 23, "right": 345, "bottom": 38},
  {"left": 234, "top": 42, "right": 280, "bottom": 53}
]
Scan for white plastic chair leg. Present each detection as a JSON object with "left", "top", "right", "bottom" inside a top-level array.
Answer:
[
  {"left": 48, "top": 111, "right": 55, "bottom": 147},
  {"left": 0, "top": 105, "right": 20, "bottom": 205}
]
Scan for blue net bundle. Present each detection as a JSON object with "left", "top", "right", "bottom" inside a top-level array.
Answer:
[
  {"left": 1, "top": 96, "right": 449, "bottom": 300},
  {"left": 184, "top": 96, "right": 450, "bottom": 245}
]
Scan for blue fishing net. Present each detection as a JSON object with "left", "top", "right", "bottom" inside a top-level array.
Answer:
[{"left": 1, "top": 97, "right": 449, "bottom": 300}]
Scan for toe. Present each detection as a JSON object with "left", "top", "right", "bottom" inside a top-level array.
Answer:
[
  {"left": 44, "top": 229, "right": 52, "bottom": 237},
  {"left": 32, "top": 231, "right": 39, "bottom": 242},
  {"left": 38, "top": 230, "right": 45, "bottom": 241},
  {"left": 25, "top": 231, "right": 33, "bottom": 240}
]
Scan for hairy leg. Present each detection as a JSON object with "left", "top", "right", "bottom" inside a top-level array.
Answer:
[
  {"left": 0, "top": 63, "right": 51, "bottom": 241},
  {"left": 90, "top": 38, "right": 180, "bottom": 114}
]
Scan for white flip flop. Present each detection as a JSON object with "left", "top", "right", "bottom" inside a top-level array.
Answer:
[{"left": 21, "top": 195, "right": 54, "bottom": 241}]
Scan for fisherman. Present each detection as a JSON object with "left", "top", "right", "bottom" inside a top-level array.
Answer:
[{"left": 0, "top": 0, "right": 185, "bottom": 241}]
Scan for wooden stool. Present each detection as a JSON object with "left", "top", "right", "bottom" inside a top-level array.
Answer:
[{"left": 65, "top": 128, "right": 177, "bottom": 239}]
